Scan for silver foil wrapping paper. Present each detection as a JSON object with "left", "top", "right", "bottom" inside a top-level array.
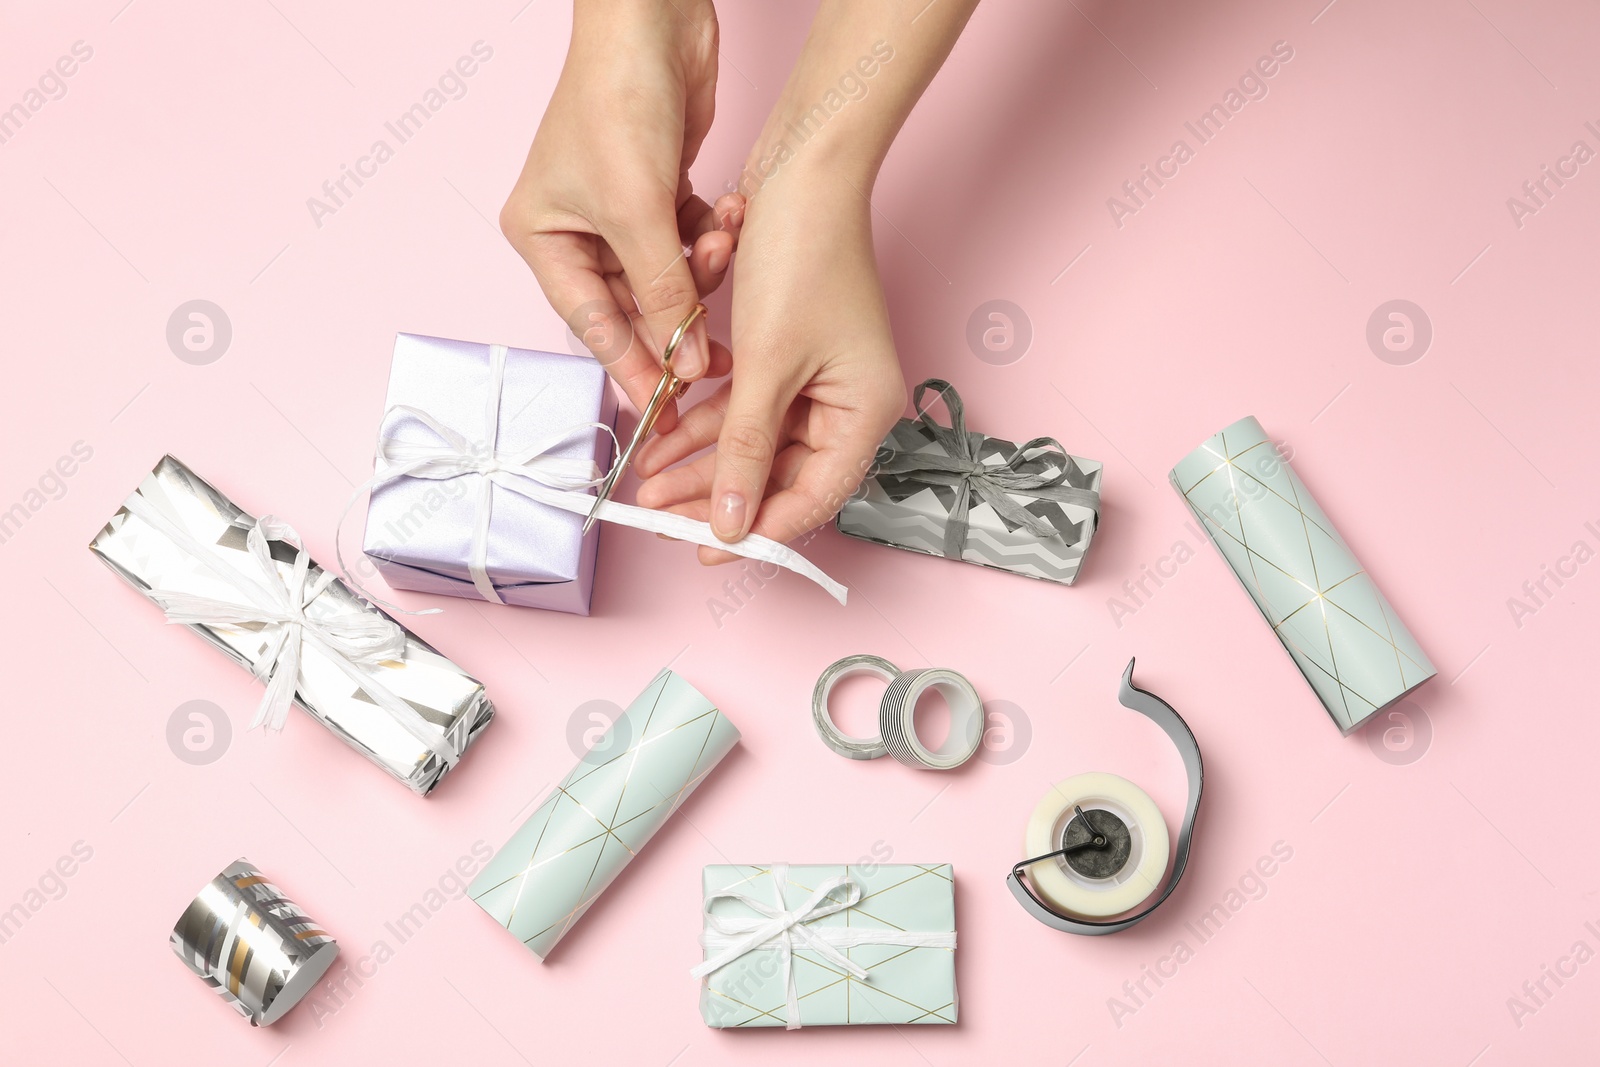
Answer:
[
  {"left": 171, "top": 858, "right": 339, "bottom": 1026},
  {"left": 468, "top": 670, "right": 739, "bottom": 959},
  {"left": 1170, "top": 416, "right": 1436, "bottom": 734},
  {"left": 91, "top": 456, "right": 494, "bottom": 794}
]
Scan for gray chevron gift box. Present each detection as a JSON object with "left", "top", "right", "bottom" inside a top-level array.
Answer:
[{"left": 836, "top": 379, "right": 1102, "bottom": 585}]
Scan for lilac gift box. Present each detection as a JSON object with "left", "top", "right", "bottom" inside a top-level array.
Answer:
[{"left": 363, "top": 333, "right": 618, "bottom": 615}]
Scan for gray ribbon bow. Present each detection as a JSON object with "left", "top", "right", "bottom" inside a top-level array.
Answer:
[{"left": 871, "top": 378, "right": 1100, "bottom": 560}]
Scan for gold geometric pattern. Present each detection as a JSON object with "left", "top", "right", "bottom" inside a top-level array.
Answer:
[
  {"left": 468, "top": 670, "right": 739, "bottom": 959},
  {"left": 1171, "top": 416, "right": 1435, "bottom": 733},
  {"left": 698, "top": 864, "right": 957, "bottom": 1028}
]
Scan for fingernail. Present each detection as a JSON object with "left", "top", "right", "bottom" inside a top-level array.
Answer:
[
  {"left": 728, "top": 206, "right": 745, "bottom": 229},
  {"left": 673, "top": 321, "right": 707, "bottom": 378},
  {"left": 713, "top": 492, "right": 746, "bottom": 541},
  {"left": 707, "top": 244, "right": 730, "bottom": 274}
]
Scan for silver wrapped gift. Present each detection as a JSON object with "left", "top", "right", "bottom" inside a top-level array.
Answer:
[
  {"left": 837, "top": 379, "right": 1102, "bottom": 585},
  {"left": 91, "top": 456, "right": 494, "bottom": 795}
]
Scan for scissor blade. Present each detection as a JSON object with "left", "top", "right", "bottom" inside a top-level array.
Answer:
[{"left": 581, "top": 468, "right": 618, "bottom": 534}]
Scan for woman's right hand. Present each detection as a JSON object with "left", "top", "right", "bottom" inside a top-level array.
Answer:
[
  {"left": 500, "top": 0, "right": 740, "bottom": 434},
  {"left": 634, "top": 155, "right": 905, "bottom": 560}
]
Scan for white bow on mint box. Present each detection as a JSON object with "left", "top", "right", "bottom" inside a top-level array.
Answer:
[{"left": 692, "top": 863, "right": 957, "bottom": 1030}]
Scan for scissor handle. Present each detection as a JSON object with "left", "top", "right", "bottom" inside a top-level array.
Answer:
[
  {"left": 634, "top": 301, "right": 706, "bottom": 441},
  {"left": 660, "top": 302, "right": 706, "bottom": 375},
  {"left": 583, "top": 303, "right": 708, "bottom": 532}
]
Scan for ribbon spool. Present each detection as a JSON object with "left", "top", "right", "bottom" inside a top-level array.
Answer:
[
  {"left": 171, "top": 858, "right": 339, "bottom": 1025},
  {"left": 1006, "top": 658, "right": 1204, "bottom": 935},
  {"left": 811, "top": 656, "right": 984, "bottom": 771}
]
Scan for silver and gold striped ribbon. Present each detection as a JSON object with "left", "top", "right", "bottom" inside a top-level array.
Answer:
[{"left": 170, "top": 858, "right": 339, "bottom": 1026}]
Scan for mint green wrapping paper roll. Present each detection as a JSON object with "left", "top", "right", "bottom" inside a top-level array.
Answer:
[
  {"left": 468, "top": 670, "right": 739, "bottom": 959},
  {"left": 1170, "top": 416, "right": 1435, "bottom": 734}
]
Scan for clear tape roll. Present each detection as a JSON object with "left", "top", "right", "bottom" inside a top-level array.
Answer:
[
  {"left": 879, "top": 667, "right": 985, "bottom": 771},
  {"left": 1006, "top": 658, "right": 1204, "bottom": 935},
  {"left": 811, "top": 654, "right": 898, "bottom": 760},
  {"left": 1022, "top": 773, "right": 1170, "bottom": 918}
]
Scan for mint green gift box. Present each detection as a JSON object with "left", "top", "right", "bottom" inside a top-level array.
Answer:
[{"left": 693, "top": 863, "right": 957, "bottom": 1029}]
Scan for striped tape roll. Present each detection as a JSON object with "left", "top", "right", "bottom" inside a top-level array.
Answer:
[
  {"left": 170, "top": 858, "right": 339, "bottom": 1026},
  {"left": 878, "top": 668, "right": 985, "bottom": 771}
]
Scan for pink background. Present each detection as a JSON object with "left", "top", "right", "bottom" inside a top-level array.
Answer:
[{"left": 3, "top": 0, "right": 1596, "bottom": 1063}]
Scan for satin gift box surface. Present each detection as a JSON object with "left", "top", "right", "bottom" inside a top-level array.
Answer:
[{"left": 364, "top": 333, "right": 618, "bottom": 615}]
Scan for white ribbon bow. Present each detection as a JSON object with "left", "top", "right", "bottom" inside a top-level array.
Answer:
[
  {"left": 339, "top": 344, "right": 847, "bottom": 610},
  {"left": 122, "top": 490, "right": 452, "bottom": 762},
  {"left": 690, "top": 865, "right": 955, "bottom": 1029}
]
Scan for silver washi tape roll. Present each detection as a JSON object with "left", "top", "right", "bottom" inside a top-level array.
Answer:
[
  {"left": 811, "top": 654, "right": 899, "bottom": 760},
  {"left": 879, "top": 667, "right": 985, "bottom": 771},
  {"left": 171, "top": 858, "right": 339, "bottom": 1025}
]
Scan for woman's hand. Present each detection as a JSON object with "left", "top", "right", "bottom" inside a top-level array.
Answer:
[
  {"left": 634, "top": 165, "right": 905, "bottom": 561},
  {"left": 500, "top": 0, "right": 740, "bottom": 434},
  {"left": 631, "top": 0, "right": 981, "bottom": 560}
]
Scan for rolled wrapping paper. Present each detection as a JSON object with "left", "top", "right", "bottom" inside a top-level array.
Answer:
[
  {"left": 171, "top": 859, "right": 338, "bottom": 1026},
  {"left": 1170, "top": 416, "right": 1436, "bottom": 734},
  {"left": 468, "top": 670, "right": 739, "bottom": 959}
]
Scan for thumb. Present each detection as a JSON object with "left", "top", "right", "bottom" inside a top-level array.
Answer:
[
  {"left": 708, "top": 372, "right": 790, "bottom": 542},
  {"left": 609, "top": 208, "right": 711, "bottom": 382}
]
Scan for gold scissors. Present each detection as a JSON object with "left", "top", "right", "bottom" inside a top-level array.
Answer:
[{"left": 583, "top": 302, "right": 706, "bottom": 533}]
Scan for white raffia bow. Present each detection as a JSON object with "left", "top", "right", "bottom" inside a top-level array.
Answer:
[
  {"left": 338, "top": 344, "right": 847, "bottom": 609},
  {"left": 690, "top": 865, "right": 956, "bottom": 1029},
  {"left": 122, "top": 491, "right": 451, "bottom": 762}
]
